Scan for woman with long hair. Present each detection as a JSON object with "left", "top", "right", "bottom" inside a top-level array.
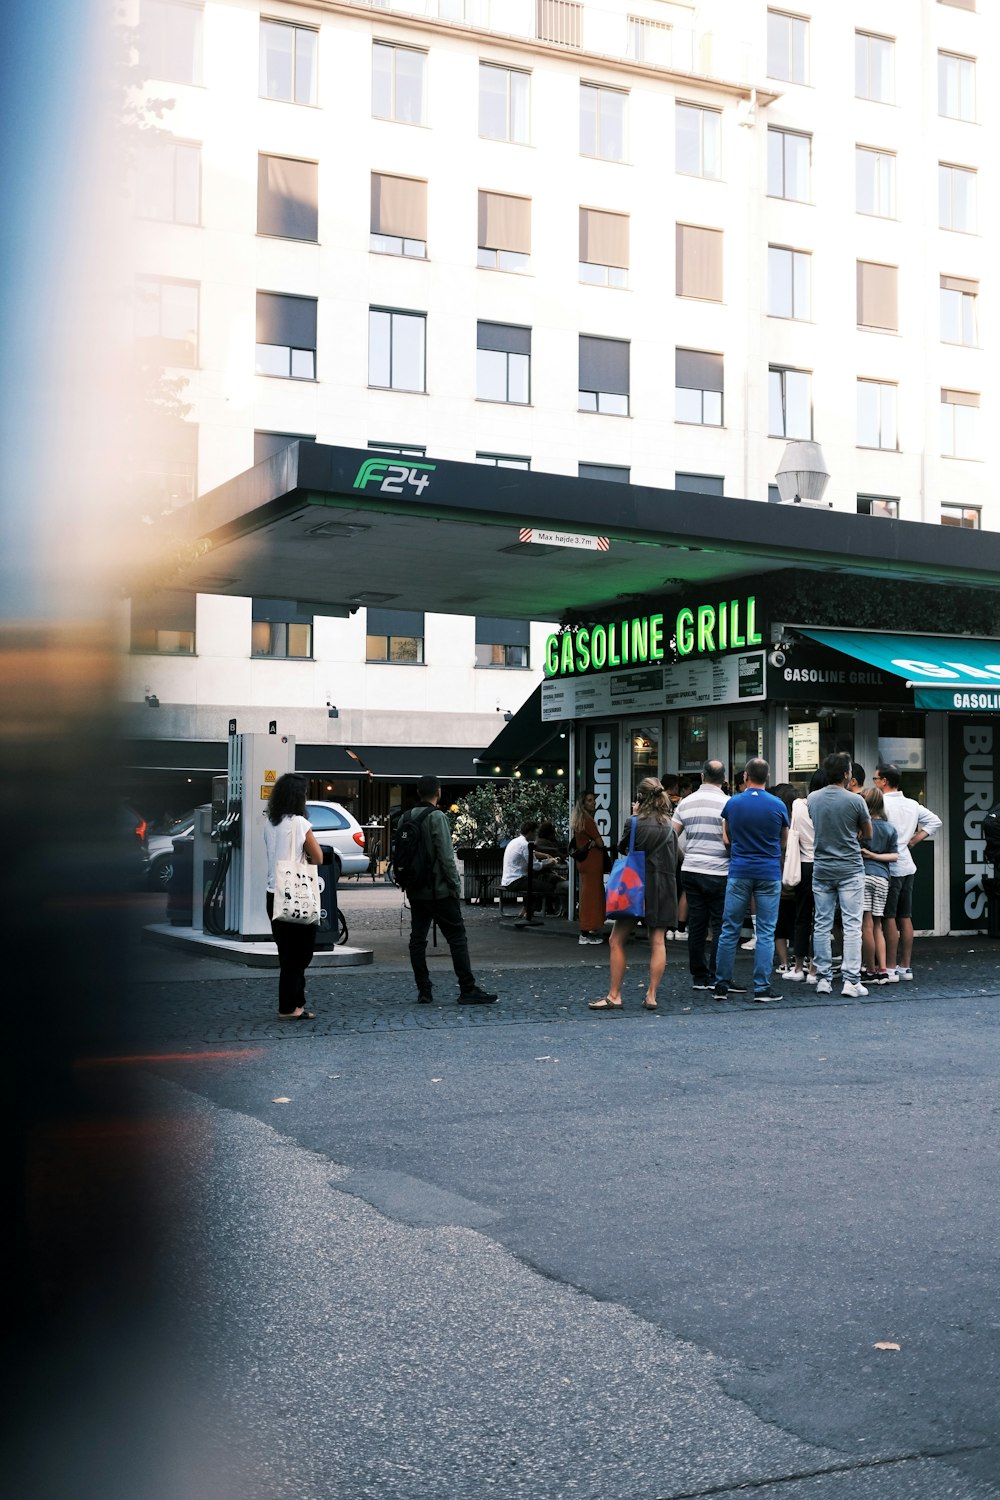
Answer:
[
  {"left": 264, "top": 773, "right": 324, "bottom": 1019},
  {"left": 570, "top": 789, "right": 607, "bottom": 945},
  {"left": 589, "top": 776, "right": 677, "bottom": 1012}
]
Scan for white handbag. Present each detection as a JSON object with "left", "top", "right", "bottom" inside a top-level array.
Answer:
[{"left": 273, "top": 821, "right": 321, "bottom": 925}]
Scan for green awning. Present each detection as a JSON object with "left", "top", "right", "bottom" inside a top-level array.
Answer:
[{"left": 798, "top": 628, "right": 1000, "bottom": 710}]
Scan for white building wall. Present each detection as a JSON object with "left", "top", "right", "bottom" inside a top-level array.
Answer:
[{"left": 126, "top": 0, "right": 998, "bottom": 737}]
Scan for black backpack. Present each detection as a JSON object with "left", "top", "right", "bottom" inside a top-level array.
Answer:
[
  {"left": 391, "top": 805, "right": 436, "bottom": 892},
  {"left": 983, "top": 803, "right": 1000, "bottom": 866}
]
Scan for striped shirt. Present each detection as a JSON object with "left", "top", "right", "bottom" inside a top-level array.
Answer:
[{"left": 672, "top": 784, "right": 730, "bottom": 875}]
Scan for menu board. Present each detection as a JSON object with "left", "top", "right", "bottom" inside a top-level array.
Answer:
[
  {"left": 789, "top": 720, "right": 820, "bottom": 773},
  {"left": 541, "top": 651, "right": 767, "bottom": 721}
]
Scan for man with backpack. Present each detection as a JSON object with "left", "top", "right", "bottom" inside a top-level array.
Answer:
[{"left": 395, "top": 774, "right": 498, "bottom": 1005}]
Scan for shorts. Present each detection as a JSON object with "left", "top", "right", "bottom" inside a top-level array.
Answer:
[
  {"left": 884, "top": 873, "right": 915, "bottom": 921},
  {"left": 863, "top": 875, "right": 889, "bottom": 916}
]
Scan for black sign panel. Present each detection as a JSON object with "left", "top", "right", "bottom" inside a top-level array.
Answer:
[{"left": 774, "top": 641, "right": 901, "bottom": 705}]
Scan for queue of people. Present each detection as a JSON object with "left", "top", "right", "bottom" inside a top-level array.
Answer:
[{"left": 261, "top": 761, "right": 941, "bottom": 1018}]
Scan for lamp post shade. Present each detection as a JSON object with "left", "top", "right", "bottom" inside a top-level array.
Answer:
[{"left": 775, "top": 441, "right": 831, "bottom": 505}]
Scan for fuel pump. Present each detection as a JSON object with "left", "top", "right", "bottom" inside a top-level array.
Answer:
[{"left": 202, "top": 732, "right": 296, "bottom": 937}]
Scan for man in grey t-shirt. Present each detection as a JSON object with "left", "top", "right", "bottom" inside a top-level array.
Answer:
[{"left": 807, "top": 751, "right": 872, "bottom": 997}]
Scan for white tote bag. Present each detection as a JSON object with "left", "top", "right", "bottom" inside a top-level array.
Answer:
[{"left": 273, "top": 819, "right": 321, "bottom": 925}]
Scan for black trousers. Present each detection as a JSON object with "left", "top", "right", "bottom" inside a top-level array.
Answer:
[
  {"left": 266, "top": 891, "right": 317, "bottom": 1013},
  {"left": 792, "top": 863, "right": 815, "bottom": 964},
  {"left": 408, "top": 894, "right": 475, "bottom": 996},
  {"left": 680, "top": 870, "right": 727, "bottom": 983}
]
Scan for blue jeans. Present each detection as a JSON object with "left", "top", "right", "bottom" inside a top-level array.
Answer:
[
  {"left": 812, "top": 870, "right": 865, "bottom": 985},
  {"left": 714, "top": 877, "right": 781, "bottom": 994}
]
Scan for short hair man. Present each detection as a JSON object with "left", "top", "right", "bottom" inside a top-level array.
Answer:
[
  {"left": 672, "top": 759, "right": 729, "bottom": 992},
  {"left": 402, "top": 775, "right": 497, "bottom": 1005},
  {"left": 713, "top": 758, "right": 789, "bottom": 1004},
  {"left": 500, "top": 819, "right": 560, "bottom": 919},
  {"left": 808, "top": 751, "right": 873, "bottom": 997},
  {"left": 873, "top": 764, "right": 942, "bottom": 981},
  {"left": 849, "top": 762, "right": 866, "bottom": 794}
]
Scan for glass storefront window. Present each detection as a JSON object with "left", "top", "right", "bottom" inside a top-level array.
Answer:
[
  {"left": 629, "top": 725, "right": 659, "bottom": 798},
  {"left": 787, "top": 711, "right": 855, "bottom": 795},
  {"left": 878, "top": 711, "right": 927, "bottom": 801},
  {"left": 728, "top": 718, "right": 762, "bottom": 786},
  {"left": 678, "top": 714, "right": 708, "bottom": 770}
]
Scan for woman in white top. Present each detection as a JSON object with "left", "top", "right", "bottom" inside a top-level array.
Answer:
[
  {"left": 264, "top": 774, "right": 324, "bottom": 1018},
  {"left": 788, "top": 767, "right": 825, "bottom": 982}
]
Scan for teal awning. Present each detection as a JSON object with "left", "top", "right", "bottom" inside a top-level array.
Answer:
[{"left": 798, "top": 628, "right": 1000, "bottom": 710}]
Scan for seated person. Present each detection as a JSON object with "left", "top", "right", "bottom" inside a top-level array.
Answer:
[
  {"left": 501, "top": 820, "right": 561, "bottom": 916},
  {"left": 534, "top": 820, "right": 569, "bottom": 915}
]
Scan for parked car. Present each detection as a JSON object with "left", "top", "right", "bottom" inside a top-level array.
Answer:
[
  {"left": 306, "top": 800, "right": 369, "bottom": 879},
  {"left": 147, "top": 811, "right": 194, "bottom": 891},
  {"left": 121, "top": 803, "right": 150, "bottom": 888}
]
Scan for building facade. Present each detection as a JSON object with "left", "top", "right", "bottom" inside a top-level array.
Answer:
[{"left": 122, "top": 0, "right": 996, "bottom": 814}]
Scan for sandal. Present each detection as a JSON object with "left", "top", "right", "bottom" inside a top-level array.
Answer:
[
  {"left": 643, "top": 999, "right": 658, "bottom": 1010},
  {"left": 588, "top": 997, "right": 623, "bottom": 1011},
  {"left": 277, "top": 1009, "right": 316, "bottom": 1020}
]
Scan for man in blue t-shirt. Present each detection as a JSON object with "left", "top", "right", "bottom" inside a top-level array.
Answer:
[{"left": 713, "top": 757, "right": 789, "bottom": 1003}]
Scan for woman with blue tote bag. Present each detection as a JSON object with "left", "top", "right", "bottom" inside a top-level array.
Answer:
[{"left": 589, "top": 777, "right": 678, "bottom": 1012}]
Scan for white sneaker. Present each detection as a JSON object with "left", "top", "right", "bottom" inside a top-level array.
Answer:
[
  {"left": 842, "top": 981, "right": 869, "bottom": 998},
  {"left": 896, "top": 967, "right": 914, "bottom": 981},
  {"left": 740, "top": 936, "right": 757, "bottom": 951},
  {"left": 815, "top": 978, "right": 832, "bottom": 995},
  {"left": 578, "top": 934, "right": 603, "bottom": 945},
  {"left": 806, "top": 972, "right": 818, "bottom": 985},
  {"left": 881, "top": 969, "right": 900, "bottom": 984},
  {"left": 786, "top": 969, "right": 806, "bottom": 982}
]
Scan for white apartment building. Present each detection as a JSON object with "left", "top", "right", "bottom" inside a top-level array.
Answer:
[{"left": 122, "top": 0, "right": 995, "bottom": 816}]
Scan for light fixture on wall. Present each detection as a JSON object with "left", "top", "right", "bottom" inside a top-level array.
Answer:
[
  {"left": 145, "top": 693, "right": 159, "bottom": 708},
  {"left": 327, "top": 701, "right": 339, "bottom": 718},
  {"left": 775, "top": 441, "right": 831, "bottom": 508}
]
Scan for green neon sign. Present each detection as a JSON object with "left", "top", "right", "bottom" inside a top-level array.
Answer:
[
  {"left": 352, "top": 458, "right": 436, "bottom": 494},
  {"left": 544, "top": 596, "right": 761, "bottom": 678}
]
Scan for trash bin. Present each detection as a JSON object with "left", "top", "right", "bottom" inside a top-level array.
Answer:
[
  {"left": 316, "top": 859, "right": 340, "bottom": 948},
  {"left": 166, "top": 833, "right": 193, "bottom": 927}
]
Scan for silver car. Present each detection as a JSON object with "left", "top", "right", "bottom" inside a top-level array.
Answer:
[{"left": 305, "top": 800, "right": 369, "bottom": 879}]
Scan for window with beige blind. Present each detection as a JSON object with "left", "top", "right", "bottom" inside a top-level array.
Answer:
[
  {"left": 857, "top": 261, "right": 898, "bottom": 331},
  {"left": 940, "top": 275, "right": 978, "bottom": 345},
  {"left": 130, "top": 590, "right": 196, "bottom": 655},
  {"left": 579, "top": 335, "right": 629, "bottom": 415},
  {"left": 676, "top": 224, "right": 723, "bottom": 301},
  {"left": 940, "top": 389, "right": 979, "bottom": 458},
  {"left": 370, "top": 173, "right": 426, "bottom": 258},
  {"left": 675, "top": 349, "right": 723, "bottom": 426},
  {"left": 579, "top": 208, "right": 628, "bottom": 288},
  {"left": 255, "top": 292, "right": 317, "bottom": 379},
  {"left": 537, "top": 0, "right": 582, "bottom": 48},
  {"left": 257, "top": 153, "right": 318, "bottom": 241},
  {"left": 478, "top": 191, "right": 531, "bottom": 272}
]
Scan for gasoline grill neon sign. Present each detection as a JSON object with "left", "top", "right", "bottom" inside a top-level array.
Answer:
[{"left": 544, "top": 596, "right": 762, "bottom": 678}]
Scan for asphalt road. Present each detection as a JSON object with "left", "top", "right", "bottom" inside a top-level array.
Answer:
[{"left": 13, "top": 896, "right": 998, "bottom": 1500}]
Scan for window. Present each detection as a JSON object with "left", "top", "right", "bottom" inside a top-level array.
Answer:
[
  {"left": 259, "top": 20, "right": 317, "bottom": 105},
  {"left": 478, "top": 191, "right": 531, "bottom": 272},
  {"left": 130, "top": 591, "right": 196, "bottom": 655},
  {"left": 580, "top": 84, "right": 626, "bottom": 162},
  {"left": 475, "top": 617, "right": 529, "bottom": 669},
  {"left": 676, "top": 224, "right": 723, "bottom": 301},
  {"left": 767, "top": 484, "right": 781, "bottom": 504},
  {"left": 369, "top": 308, "right": 426, "bottom": 392},
  {"left": 940, "top": 389, "right": 979, "bottom": 458},
  {"left": 372, "top": 43, "right": 426, "bottom": 125},
  {"left": 940, "top": 275, "right": 978, "bottom": 345},
  {"left": 856, "top": 147, "right": 896, "bottom": 217},
  {"left": 476, "top": 452, "right": 530, "bottom": 468},
  {"left": 858, "top": 495, "right": 899, "bottom": 519},
  {"left": 579, "top": 208, "right": 628, "bottom": 287},
  {"left": 368, "top": 441, "right": 426, "bottom": 457},
  {"left": 767, "top": 246, "right": 809, "bottom": 319},
  {"left": 136, "top": 136, "right": 200, "bottom": 224},
  {"left": 579, "top": 336, "right": 630, "bottom": 415},
  {"left": 140, "top": 1, "right": 202, "bottom": 85},
  {"left": 941, "top": 504, "right": 980, "bottom": 527},
  {"left": 857, "top": 380, "right": 898, "bottom": 449},
  {"left": 938, "top": 52, "right": 975, "bottom": 120},
  {"left": 135, "top": 276, "right": 199, "bottom": 366},
  {"left": 767, "top": 10, "right": 808, "bottom": 84},
  {"left": 675, "top": 349, "right": 723, "bottom": 426},
  {"left": 628, "top": 17, "right": 671, "bottom": 65},
  {"left": 370, "top": 173, "right": 426, "bottom": 257},
  {"left": 768, "top": 367, "right": 811, "bottom": 438},
  {"left": 257, "top": 154, "right": 318, "bottom": 241},
  {"left": 675, "top": 473, "right": 724, "bottom": 496},
  {"left": 939, "top": 0, "right": 976, "bottom": 9},
  {"left": 939, "top": 163, "right": 976, "bottom": 231},
  {"left": 366, "top": 608, "right": 424, "bottom": 663},
  {"left": 537, "top": 0, "right": 582, "bottom": 47},
  {"left": 255, "top": 292, "right": 316, "bottom": 379},
  {"left": 767, "top": 128, "right": 810, "bottom": 201},
  {"left": 478, "top": 63, "right": 529, "bottom": 143},
  {"left": 142, "top": 420, "right": 198, "bottom": 509},
  {"left": 251, "top": 599, "right": 312, "bottom": 659},
  {"left": 477, "top": 322, "right": 530, "bottom": 404},
  {"left": 855, "top": 32, "right": 893, "bottom": 103},
  {"left": 254, "top": 430, "right": 315, "bottom": 464},
  {"left": 857, "top": 261, "right": 898, "bottom": 331},
  {"left": 579, "top": 463, "right": 629, "bottom": 483},
  {"left": 676, "top": 103, "right": 721, "bottom": 179}
]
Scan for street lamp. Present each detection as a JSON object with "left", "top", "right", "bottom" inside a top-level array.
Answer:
[{"left": 775, "top": 441, "right": 831, "bottom": 508}]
